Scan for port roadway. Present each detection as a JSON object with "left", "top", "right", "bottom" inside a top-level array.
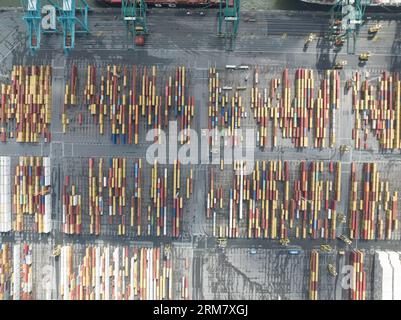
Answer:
[{"left": 1, "top": 7, "right": 401, "bottom": 300}]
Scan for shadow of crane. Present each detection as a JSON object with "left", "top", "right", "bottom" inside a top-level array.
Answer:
[
  {"left": 315, "top": 18, "right": 339, "bottom": 73},
  {"left": 390, "top": 18, "right": 401, "bottom": 72}
]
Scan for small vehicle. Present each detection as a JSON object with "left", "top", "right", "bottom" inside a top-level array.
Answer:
[
  {"left": 338, "top": 250, "right": 345, "bottom": 256},
  {"left": 217, "top": 237, "right": 227, "bottom": 248},
  {"left": 359, "top": 52, "right": 371, "bottom": 61},
  {"left": 305, "top": 33, "right": 316, "bottom": 46},
  {"left": 328, "top": 264, "right": 338, "bottom": 277},
  {"left": 52, "top": 245, "right": 61, "bottom": 257},
  {"left": 338, "top": 234, "right": 352, "bottom": 245},
  {"left": 288, "top": 249, "right": 300, "bottom": 255},
  {"left": 337, "top": 213, "right": 347, "bottom": 224},
  {"left": 334, "top": 36, "right": 345, "bottom": 46},
  {"left": 369, "top": 23, "right": 382, "bottom": 34},
  {"left": 340, "top": 145, "right": 350, "bottom": 153},
  {"left": 320, "top": 244, "right": 332, "bottom": 253},
  {"left": 280, "top": 238, "right": 290, "bottom": 246},
  {"left": 345, "top": 80, "right": 353, "bottom": 91},
  {"left": 250, "top": 248, "right": 257, "bottom": 254},
  {"left": 334, "top": 60, "right": 347, "bottom": 69},
  {"left": 35, "top": 186, "right": 50, "bottom": 197}
]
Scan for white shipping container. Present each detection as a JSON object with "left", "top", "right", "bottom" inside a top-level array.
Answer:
[
  {"left": 130, "top": 257, "right": 135, "bottom": 300},
  {"left": 105, "top": 246, "right": 110, "bottom": 300},
  {"left": 73, "top": 195, "right": 78, "bottom": 206},
  {"left": 43, "top": 194, "right": 52, "bottom": 233},
  {"left": 113, "top": 247, "right": 119, "bottom": 300},
  {"left": 95, "top": 247, "right": 101, "bottom": 300},
  {"left": 389, "top": 251, "right": 401, "bottom": 300},
  {"left": 25, "top": 254, "right": 32, "bottom": 266},
  {"left": 13, "top": 244, "right": 21, "bottom": 300},
  {"left": 0, "top": 156, "right": 12, "bottom": 232}
]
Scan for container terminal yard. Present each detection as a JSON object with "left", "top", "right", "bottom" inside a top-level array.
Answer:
[{"left": 1, "top": 0, "right": 401, "bottom": 301}]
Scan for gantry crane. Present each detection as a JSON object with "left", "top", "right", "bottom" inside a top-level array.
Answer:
[
  {"left": 122, "top": 0, "right": 148, "bottom": 48},
  {"left": 49, "top": 0, "right": 90, "bottom": 53},
  {"left": 21, "top": 0, "right": 42, "bottom": 52},
  {"left": 330, "top": 0, "right": 368, "bottom": 54},
  {"left": 218, "top": 0, "right": 240, "bottom": 51}
]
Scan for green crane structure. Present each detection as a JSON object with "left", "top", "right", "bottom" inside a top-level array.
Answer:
[
  {"left": 49, "top": 0, "right": 90, "bottom": 53},
  {"left": 330, "top": 0, "right": 368, "bottom": 54},
  {"left": 218, "top": 0, "right": 240, "bottom": 51},
  {"left": 21, "top": 0, "right": 42, "bottom": 52},
  {"left": 122, "top": 0, "right": 148, "bottom": 48}
]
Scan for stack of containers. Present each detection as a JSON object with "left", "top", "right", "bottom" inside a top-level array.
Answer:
[
  {"left": 0, "top": 244, "right": 11, "bottom": 300},
  {"left": 43, "top": 157, "right": 52, "bottom": 233},
  {"left": 309, "top": 250, "right": 319, "bottom": 300},
  {"left": 206, "top": 167, "right": 214, "bottom": 221},
  {"left": 62, "top": 64, "right": 78, "bottom": 133},
  {"left": 208, "top": 67, "right": 244, "bottom": 151},
  {"left": 349, "top": 163, "right": 398, "bottom": 240},
  {"left": 172, "top": 160, "right": 183, "bottom": 237},
  {"left": 86, "top": 158, "right": 188, "bottom": 237},
  {"left": 208, "top": 67, "right": 221, "bottom": 149},
  {"left": 0, "top": 84, "right": 8, "bottom": 142},
  {"left": 349, "top": 163, "right": 359, "bottom": 239},
  {"left": 59, "top": 245, "right": 173, "bottom": 300},
  {"left": 170, "top": 67, "right": 194, "bottom": 144},
  {"left": 80, "top": 65, "right": 195, "bottom": 145},
  {"left": 109, "top": 66, "right": 127, "bottom": 144},
  {"left": 60, "top": 245, "right": 74, "bottom": 299},
  {"left": 62, "top": 175, "right": 82, "bottom": 235},
  {"left": 251, "top": 68, "right": 269, "bottom": 148},
  {"left": 150, "top": 161, "right": 168, "bottom": 236},
  {"left": 12, "top": 244, "right": 20, "bottom": 300},
  {"left": 252, "top": 68, "right": 339, "bottom": 149},
  {"left": 12, "top": 244, "right": 33, "bottom": 300},
  {"left": 128, "top": 66, "right": 139, "bottom": 144},
  {"left": 293, "top": 68, "right": 313, "bottom": 147},
  {"left": 9, "top": 65, "right": 52, "bottom": 143},
  {"left": 186, "top": 167, "right": 193, "bottom": 199},
  {"left": 13, "top": 156, "right": 51, "bottom": 233},
  {"left": 207, "top": 160, "right": 340, "bottom": 240},
  {"left": 107, "top": 158, "right": 127, "bottom": 235},
  {"left": 350, "top": 250, "right": 366, "bottom": 300},
  {"left": 0, "top": 156, "right": 11, "bottom": 232},
  {"left": 88, "top": 158, "right": 103, "bottom": 235},
  {"left": 147, "top": 160, "right": 188, "bottom": 237},
  {"left": 139, "top": 66, "right": 157, "bottom": 135},
  {"left": 352, "top": 71, "right": 401, "bottom": 150},
  {"left": 315, "top": 70, "right": 340, "bottom": 148},
  {"left": 130, "top": 159, "right": 142, "bottom": 234},
  {"left": 20, "top": 244, "right": 33, "bottom": 300},
  {"left": 85, "top": 65, "right": 100, "bottom": 132}
]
